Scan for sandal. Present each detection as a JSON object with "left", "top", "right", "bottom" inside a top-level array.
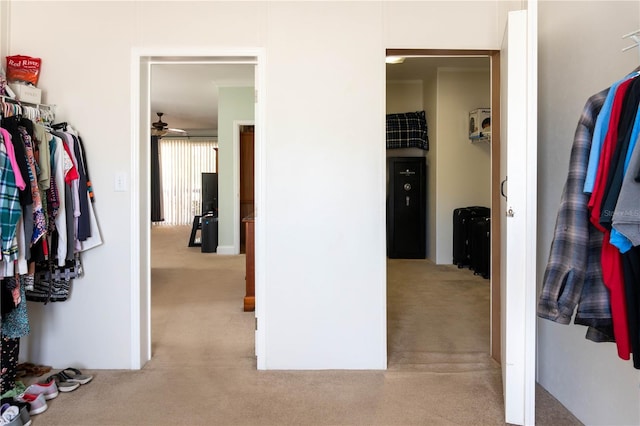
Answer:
[
  {"left": 16, "top": 363, "right": 51, "bottom": 378},
  {"left": 40, "top": 373, "right": 80, "bottom": 393},
  {"left": 57, "top": 368, "right": 93, "bottom": 385}
]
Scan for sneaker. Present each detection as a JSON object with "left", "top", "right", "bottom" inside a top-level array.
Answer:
[
  {"left": 24, "top": 381, "right": 58, "bottom": 400},
  {"left": 40, "top": 374, "right": 79, "bottom": 393},
  {"left": 13, "top": 393, "right": 46, "bottom": 416},
  {"left": 0, "top": 400, "right": 28, "bottom": 415},
  {"left": 5, "top": 402, "right": 32, "bottom": 426},
  {"left": 0, "top": 405, "right": 21, "bottom": 425}
]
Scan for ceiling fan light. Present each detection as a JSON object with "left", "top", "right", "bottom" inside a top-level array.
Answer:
[{"left": 151, "top": 112, "right": 186, "bottom": 137}]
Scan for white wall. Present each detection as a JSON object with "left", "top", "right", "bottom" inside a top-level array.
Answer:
[
  {"left": 263, "top": 1, "right": 388, "bottom": 368},
  {"left": 537, "top": 1, "right": 640, "bottom": 425},
  {"left": 6, "top": 0, "right": 503, "bottom": 372},
  {"left": 386, "top": 80, "right": 423, "bottom": 113},
  {"left": 0, "top": 0, "right": 9, "bottom": 62},
  {"left": 435, "top": 69, "right": 491, "bottom": 264},
  {"left": 10, "top": 1, "right": 140, "bottom": 369},
  {"left": 217, "top": 87, "right": 255, "bottom": 253}
]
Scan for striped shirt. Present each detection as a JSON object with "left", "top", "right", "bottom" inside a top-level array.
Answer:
[{"left": 539, "top": 88, "right": 614, "bottom": 335}]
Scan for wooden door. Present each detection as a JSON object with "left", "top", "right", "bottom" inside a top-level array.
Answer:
[{"left": 240, "top": 126, "right": 255, "bottom": 253}]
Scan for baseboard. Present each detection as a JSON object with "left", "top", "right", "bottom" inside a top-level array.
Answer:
[{"left": 216, "top": 245, "right": 236, "bottom": 255}]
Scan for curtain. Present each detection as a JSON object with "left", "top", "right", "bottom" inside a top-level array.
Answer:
[
  {"left": 154, "top": 137, "right": 217, "bottom": 226},
  {"left": 150, "top": 136, "right": 164, "bottom": 222}
]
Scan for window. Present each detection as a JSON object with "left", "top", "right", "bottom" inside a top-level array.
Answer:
[{"left": 154, "top": 137, "right": 217, "bottom": 226}]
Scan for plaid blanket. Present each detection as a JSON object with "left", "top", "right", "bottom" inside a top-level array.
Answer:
[{"left": 386, "top": 110, "right": 428, "bottom": 150}]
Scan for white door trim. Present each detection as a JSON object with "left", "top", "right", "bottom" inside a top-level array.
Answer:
[{"left": 130, "top": 47, "right": 265, "bottom": 369}]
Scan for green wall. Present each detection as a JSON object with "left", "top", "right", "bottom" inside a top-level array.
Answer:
[{"left": 217, "top": 86, "right": 254, "bottom": 251}]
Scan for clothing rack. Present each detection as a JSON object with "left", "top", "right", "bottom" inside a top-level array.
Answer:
[{"left": 0, "top": 95, "right": 56, "bottom": 123}]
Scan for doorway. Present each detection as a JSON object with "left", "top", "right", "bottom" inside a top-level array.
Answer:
[
  {"left": 385, "top": 50, "right": 501, "bottom": 364},
  {"left": 132, "top": 50, "right": 263, "bottom": 368}
]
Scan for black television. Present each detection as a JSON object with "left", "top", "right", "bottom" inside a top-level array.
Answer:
[{"left": 201, "top": 172, "right": 218, "bottom": 216}]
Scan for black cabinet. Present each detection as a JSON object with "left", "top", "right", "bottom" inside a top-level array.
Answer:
[{"left": 387, "top": 157, "right": 426, "bottom": 259}]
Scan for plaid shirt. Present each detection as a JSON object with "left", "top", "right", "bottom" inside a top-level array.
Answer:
[
  {"left": 539, "top": 88, "right": 614, "bottom": 333},
  {"left": 0, "top": 141, "right": 21, "bottom": 262}
]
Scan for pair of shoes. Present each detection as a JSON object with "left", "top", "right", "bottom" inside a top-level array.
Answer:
[
  {"left": 13, "top": 393, "right": 46, "bottom": 416},
  {"left": 15, "top": 363, "right": 51, "bottom": 378},
  {"left": 24, "top": 381, "right": 58, "bottom": 400},
  {"left": 57, "top": 368, "right": 93, "bottom": 385},
  {"left": 40, "top": 373, "right": 79, "bottom": 393}
]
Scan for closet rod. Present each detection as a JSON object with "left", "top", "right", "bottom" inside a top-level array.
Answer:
[{"left": 0, "top": 95, "right": 55, "bottom": 110}]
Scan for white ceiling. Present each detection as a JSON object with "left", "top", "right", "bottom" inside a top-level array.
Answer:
[
  {"left": 150, "top": 63, "right": 255, "bottom": 136},
  {"left": 149, "top": 57, "right": 488, "bottom": 136}
]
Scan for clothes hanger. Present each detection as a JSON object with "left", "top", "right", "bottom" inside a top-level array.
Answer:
[
  {"left": 14, "top": 104, "right": 22, "bottom": 120},
  {"left": 51, "top": 122, "right": 68, "bottom": 131},
  {"left": 622, "top": 29, "right": 640, "bottom": 69}
]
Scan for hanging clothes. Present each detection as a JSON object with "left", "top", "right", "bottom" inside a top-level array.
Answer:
[
  {"left": 0, "top": 97, "right": 99, "bottom": 398},
  {"left": 540, "top": 69, "right": 640, "bottom": 370},
  {"left": 1, "top": 116, "right": 32, "bottom": 209},
  {"left": 539, "top": 88, "right": 613, "bottom": 335}
]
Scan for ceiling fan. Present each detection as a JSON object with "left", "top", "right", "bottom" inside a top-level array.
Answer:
[{"left": 151, "top": 112, "right": 187, "bottom": 137}]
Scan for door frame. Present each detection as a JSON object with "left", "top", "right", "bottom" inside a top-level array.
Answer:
[
  {"left": 386, "top": 48, "right": 502, "bottom": 363},
  {"left": 130, "top": 48, "right": 265, "bottom": 369}
]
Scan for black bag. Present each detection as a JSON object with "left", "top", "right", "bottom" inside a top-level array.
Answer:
[
  {"left": 452, "top": 206, "right": 490, "bottom": 267},
  {"left": 452, "top": 208, "right": 470, "bottom": 267},
  {"left": 468, "top": 216, "right": 491, "bottom": 279},
  {"left": 26, "top": 256, "right": 83, "bottom": 303}
]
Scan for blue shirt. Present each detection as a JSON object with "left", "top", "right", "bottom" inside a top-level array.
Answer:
[{"left": 584, "top": 72, "right": 639, "bottom": 193}]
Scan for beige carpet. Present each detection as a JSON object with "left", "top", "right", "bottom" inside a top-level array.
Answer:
[{"left": 23, "top": 225, "right": 582, "bottom": 425}]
